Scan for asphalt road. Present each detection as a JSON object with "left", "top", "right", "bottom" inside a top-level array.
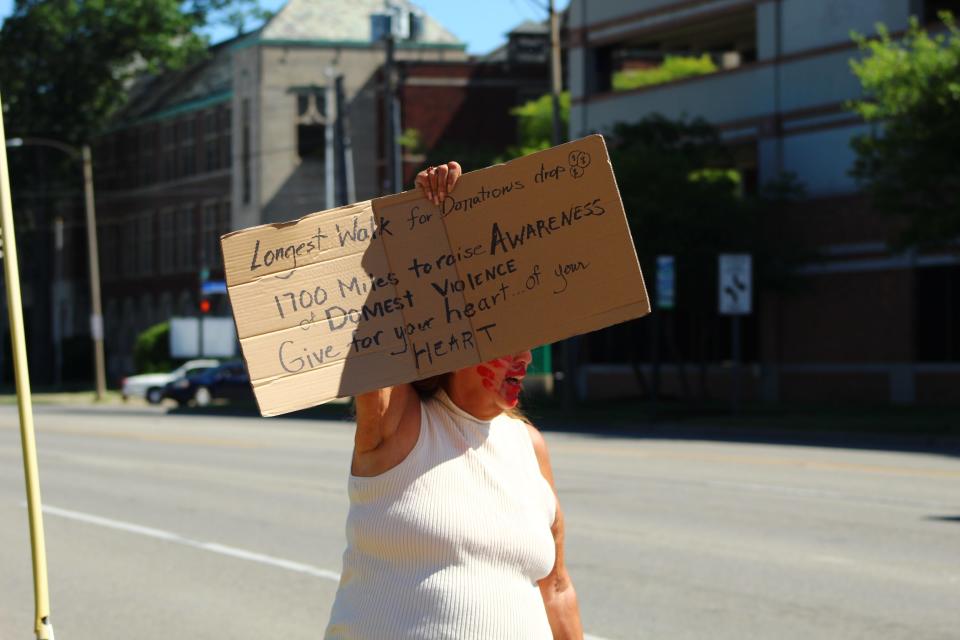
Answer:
[{"left": 1, "top": 403, "right": 959, "bottom": 639}]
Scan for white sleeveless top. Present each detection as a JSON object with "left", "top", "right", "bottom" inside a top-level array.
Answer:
[{"left": 325, "top": 389, "right": 557, "bottom": 639}]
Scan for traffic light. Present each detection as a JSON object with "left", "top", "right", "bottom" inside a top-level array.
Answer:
[{"left": 199, "top": 298, "right": 212, "bottom": 314}]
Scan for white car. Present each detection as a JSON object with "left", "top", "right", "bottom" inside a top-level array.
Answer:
[{"left": 122, "top": 360, "right": 221, "bottom": 404}]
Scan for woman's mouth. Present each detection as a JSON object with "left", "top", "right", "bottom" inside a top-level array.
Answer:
[{"left": 503, "top": 368, "right": 526, "bottom": 386}]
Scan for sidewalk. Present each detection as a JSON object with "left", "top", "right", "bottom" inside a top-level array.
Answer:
[{"left": 0, "top": 390, "right": 125, "bottom": 406}]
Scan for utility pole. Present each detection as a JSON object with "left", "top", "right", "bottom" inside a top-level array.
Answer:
[
  {"left": 336, "top": 74, "right": 357, "bottom": 204},
  {"left": 82, "top": 145, "right": 107, "bottom": 400},
  {"left": 384, "top": 32, "right": 398, "bottom": 193},
  {"left": 549, "top": 0, "right": 577, "bottom": 407},
  {"left": 325, "top": 66, "right": 338, "bottom": 209},
  {"left": 53, "top": 217, "right": 63, "bottom": 388},
  {"left": 549, "top": 0, "right": 564, "bottom": 146}
]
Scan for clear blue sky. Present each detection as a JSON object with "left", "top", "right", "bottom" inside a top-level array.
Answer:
[{"left": 0, "top": 0, "right": 570, "bottom": 55}]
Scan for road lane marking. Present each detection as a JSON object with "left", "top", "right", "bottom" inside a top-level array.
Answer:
[
  {"left": 39, "top": 504, "right": 341, "bottom": 582},
  {"left": 37, "top": 504, "right": 617, "bottom": 640}
]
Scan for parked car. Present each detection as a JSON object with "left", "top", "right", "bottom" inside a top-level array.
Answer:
[
  {"left": 122, "top": 359, "right": 220, "bottom": 404},
  {"left": 162, "top": 361, "right": 253, "bottom": 407}
]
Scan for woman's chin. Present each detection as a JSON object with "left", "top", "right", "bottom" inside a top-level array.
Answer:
[{"left": 501, "top": 384, "right": 522, "bottom": 407}]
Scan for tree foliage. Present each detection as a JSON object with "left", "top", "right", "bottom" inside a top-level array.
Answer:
[
  {"left": 847, "top": 12, "right": 960, "bottom": 248},
  {"left": 607, "top": 115, "right": 809, "bottom": 393},
  {"left": 611, "top": 116, "right": 745, "bottom": 309},
  {"left": 132, "top": 321, "right": 172, "bottom": 373},
  {"left": 0, "top": 0, "right": 267, "bottom": 145},
  {"left": 502, "top": 91, "right": 570, "bottom": 159}
]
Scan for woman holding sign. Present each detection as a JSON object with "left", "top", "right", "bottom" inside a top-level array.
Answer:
[{"left": 324, "top": 162, "right": 583, "bottom": 640}]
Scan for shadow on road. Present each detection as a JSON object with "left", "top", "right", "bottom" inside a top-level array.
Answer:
[
  {"left": 520, "top": 396, "right": 960, "bottom": 458},
  {"left": 49, "top": 393, "right": 954, "bottom": 458}
]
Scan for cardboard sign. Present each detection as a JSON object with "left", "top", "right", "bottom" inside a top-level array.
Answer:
[{"left": 222, "top": 135, "right": 650, "bottom": 416}]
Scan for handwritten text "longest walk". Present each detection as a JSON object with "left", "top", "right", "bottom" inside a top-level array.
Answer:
[{"left": 248, "top": 215, "right": 393, "bottom": 272}]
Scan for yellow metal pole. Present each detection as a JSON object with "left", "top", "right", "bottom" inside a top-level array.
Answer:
[{"left": 0, "top": 96, "right": 55, "bottom": 639}]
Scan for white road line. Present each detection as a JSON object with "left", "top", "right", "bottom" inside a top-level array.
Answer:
[
  {"left": 39, "top": 504, "right": 341, "bottom": 582},
  {"left": 38, "top": 504, "right": 616, "bottom": 640}
]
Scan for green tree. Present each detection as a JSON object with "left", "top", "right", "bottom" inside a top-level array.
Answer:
[
  {"left": 608, "top": 115, "right": 808, "bottom": 399},
  {"left": 0, "top": 0, "right": 267, "bottom": 145},
  {"left": 501, "top": 91, "right": 570, "bottom": 160},
  {"left": 132, "top": 321, "right": 172, "bottom": 373},
  {"left": 847, "top": 12, "right": 960, "bottom": 248}
]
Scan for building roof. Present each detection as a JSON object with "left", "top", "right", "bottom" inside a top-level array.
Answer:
[
  {"left": 112, "top": 34, "right": 245, "bottom": 126},
  {"left": 259, "top": 0, "right": 462, "bottom": 46},
  {"left": 509, "top": 19, "right": 549, "bottom": 35}
]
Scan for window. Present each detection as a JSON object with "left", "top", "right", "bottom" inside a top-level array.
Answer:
[
  {"left": 201, "top": 199, "right": 232, "bottom": 269},
  {"left": 161, "top": 123, "right": 176, "bottom": 181},
  {"left": 137, "top": 212, "right": 154, "bottom": 275},
  {"left": 201, "top": 202, "right": 219, "bottom": 267},
  {"left": 295, "top": 88, "right": 326, "bottom": 160},
  {"left": 219, "top": 199, "right": 231, "bottom": 236},
  {"left": 204, "top": 110, "right": 219, "bottom": 172},
  {"left": 178, "top": 118, "right": 196, "bottom": 177},
  {"left": 175, "top": 205, "right": 195, "bottom": 270},
  {"left": 100, "top": 223, "right": 122, "bottom": 280},
  {"left": 221, "top": 106, "right": 232, "bottom": 169},
  {"left": 159, "top": 208, "right": 174, "bottom": 273},
  {"left": 122, "top": 216, "right": 138, "bottom": 275},
  {"left": 140, "top": 126, "right": 156, "bottom": 185}
]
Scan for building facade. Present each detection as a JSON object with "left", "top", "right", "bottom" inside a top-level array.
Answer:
[
  {"left": 567, "top": 0, "right": 960, "bottom": 404},
  {"left": 92, "top": 0, "right": 550, "bottom": 382},
  {"left": 95, "top": 0, "right": 466, "bottom": 379}
]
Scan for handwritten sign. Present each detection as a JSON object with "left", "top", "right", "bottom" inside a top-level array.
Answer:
[{"left": 222, "top": 135, "right": 650, "bottom": 416}]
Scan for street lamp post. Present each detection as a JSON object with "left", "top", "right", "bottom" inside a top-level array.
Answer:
[{"left": 6, "top": 137, "right": 108, "bottom": 400}]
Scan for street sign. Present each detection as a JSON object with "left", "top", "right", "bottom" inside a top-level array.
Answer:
[
  {"left": 201, "top": 279, "right": 227, "bottom": 295},
  {"left": 718, "top": 253, "right": 752, "bottom": 315},
  {"left": 656, "top": 255, "right": 675, "bottom": 310}
]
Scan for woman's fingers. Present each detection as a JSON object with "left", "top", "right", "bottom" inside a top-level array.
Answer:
[
  {"left": 428, "top": 167, "right": 441, "bottom": 205},
  {"left": 415, "top": 169, "right": 433, "bottom": 202},
  {"left": 435, "top": 164, "right": 449, "bottom": 202},
  {"left": 446, "top": 161, "right": 462, "bottom": 193},
  {"left": 416, "top": 161, "right": 462, "bottom": 205}
]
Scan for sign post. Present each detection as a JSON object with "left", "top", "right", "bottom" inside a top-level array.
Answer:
[
  {"left": 655, "top": 255, "right": 675, "bottom": 310},
  {"left": 719, "top": 253, "right": 752, "bottom": 414},
  {"left": 0, "top": 95, "right": 55, "bottom": 640},
  {"left": 651, "top": 255, "right": 675, "bottom": 412}
]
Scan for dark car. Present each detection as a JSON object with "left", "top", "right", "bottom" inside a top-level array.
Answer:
[{"left": 162, "top": 361, "right": 253, "bottom": 407}]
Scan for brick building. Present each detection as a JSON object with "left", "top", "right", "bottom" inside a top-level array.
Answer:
[{"left": 94, "top": 0, "right": 465, "bottom": 379}]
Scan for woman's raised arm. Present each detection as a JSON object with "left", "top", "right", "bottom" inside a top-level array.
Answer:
[{"left": 351, "top": 161, "right": 463, "bottom": 474}]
